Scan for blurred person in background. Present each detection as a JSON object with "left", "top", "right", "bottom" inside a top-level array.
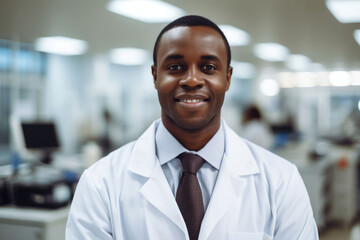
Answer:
[{"left": 241, "top": 104, "right": 274, "bottom": 150}]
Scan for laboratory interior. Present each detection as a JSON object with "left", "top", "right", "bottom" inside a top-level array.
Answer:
[{"left": 0, "top": 0, "right": 360, "bottom": 239}]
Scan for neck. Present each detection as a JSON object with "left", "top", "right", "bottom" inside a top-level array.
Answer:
[{"left": 162, "top": 117, "right": 221, "bottom": 151}]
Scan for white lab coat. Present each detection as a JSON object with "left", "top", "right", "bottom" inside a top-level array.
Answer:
[{"left": 66, "top": 120, "right": 318, "bottom": 240}]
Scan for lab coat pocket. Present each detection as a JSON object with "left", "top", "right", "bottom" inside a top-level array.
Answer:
[{"left": 228, "top": 232, "right": 273, "bottom": 240}]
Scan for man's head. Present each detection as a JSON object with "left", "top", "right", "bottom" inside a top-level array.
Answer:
[
  {"left": 153, "top": 15, "right": 231, "bottom": 67},
  {"left": 152, "top": 15, "right": 232, "bottom": 140}
]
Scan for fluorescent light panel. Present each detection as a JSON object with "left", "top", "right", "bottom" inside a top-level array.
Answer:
[
  {"left": 351, "top": 71, "right": 360, "bottom": 85},
  {"left": 107, "top": 0, "right": 185, "bottom": 23},
  {"left": 326, "top": 0, "right": 360, "bottom": 23},
  {"left": 286, "top": 54, "right": 311, "bottom": 72},
  {"left": 253, "top": 42, "right": 289, "bottom": 62},
  {"left": 109, "top": 48, "right": 149, "bottom": 65},
  {"left": 260, "top": 78, "right": 280, "bottom": 96},
  {"left": 35, "top": 36, "right": 88, "bottom": 56},
  {"left": 296, "top": 72, "right": 317, "bottom": 88},
  {"left": 329, "top": 71, "right": 351, "bottom": 86},
  {"left": 278, "top": 72, "right": 296, "bottom": 88},
  {"left": 219, "top": 25, "right": 250, "bottom": 46},
  {"left": 277, "top": 71, "right": 360, "bottom": 88}
]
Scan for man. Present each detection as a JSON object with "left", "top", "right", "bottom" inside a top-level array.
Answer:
[{"left": 66, "top": 15, "right": 319, "bottom": 240}]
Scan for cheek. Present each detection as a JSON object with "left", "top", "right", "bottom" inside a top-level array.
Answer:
[
  {"left": 156, "top": 77, "right": 175, "bottom": 100},
  {"left": 209, "top": 77, "right": 229, "bottom": 94},
  {"left": 156, "top": 75, "right": 178, "bottom": 93}
]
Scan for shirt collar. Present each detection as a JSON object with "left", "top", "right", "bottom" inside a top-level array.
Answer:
[{"left": 155, "top": 121, "right": 224, "bottom": 170}]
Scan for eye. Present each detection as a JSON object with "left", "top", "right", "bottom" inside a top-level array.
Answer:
[
  {"left": 201, "top": 64, "right": 216, "bottom": 72},
  {"left": 168, "top": 64, "right": 183, "bottom": 71}
]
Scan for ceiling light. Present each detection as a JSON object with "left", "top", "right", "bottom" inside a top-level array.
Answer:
[
  {"left": 317, "top": 72, "right": 331, "bottom": 86},
  {"left": 107, "top": 0, "right": 185, "bottom": 23},
  {"left": 253, "top": 42, "right": 289, "bottom": 62},
  {"left": 326, "top": 0, "right": 360, "bottom": 23},
  {"left": 231, "top": 61, "right": 256, "bottom": 79},
  {"left": 109, "top": 48, "right": 149, "bottom": 65},
  {"left": 277, "top": 72, "right": 296, "bottom": 88},
  {"left": 219, "top": 25, "right": 250, "bottom": 46},
  {"left": 354, "top": 29, "right": 360, "bottom": 46},
  {"left": 296, "top": 72, "right": 317, "bottom": 87},
  {"left": 285, "top": 54, "right": 311, "bottom": 71},
  {"left": 260, "top": 78, "right": 280, "bottom": 96},
  {"left": 350, "top": 71, "right": 360, "bottom": 85},
  {"left": 329, "top": 71, "right": 351, "bottom": 86},
  {"left": 35, "top": 36, "right": 88, "bottom": 56}
]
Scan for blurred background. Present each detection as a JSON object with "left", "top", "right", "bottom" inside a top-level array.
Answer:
[{"left": 0, "top": 0, "right": 359, "bottom": 239}]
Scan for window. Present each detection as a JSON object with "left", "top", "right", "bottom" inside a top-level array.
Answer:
[{"left": 0, "top": 39, "right": 46, "bottom": 161}]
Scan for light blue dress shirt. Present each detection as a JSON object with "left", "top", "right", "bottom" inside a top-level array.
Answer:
[{"left": 155, "top": 121, "right": 225, "bottom": 211}]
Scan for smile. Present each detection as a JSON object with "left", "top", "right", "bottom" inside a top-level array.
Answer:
[
  {"left": 178, "top": 99, "right": 206, "bottom": 103},
  {"left": 175, "top": 94, "right": 209, "bottom": 103}
]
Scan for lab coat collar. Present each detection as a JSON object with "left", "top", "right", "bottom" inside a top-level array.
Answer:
[
  {"left": 198, "top": 120, "right": 260, "bottom": 240},
  {"left": 128, "top": 119, "right": 188, "bottom": 237},
  {"left": 128, "top": 120, "right": 160, "bottom": 178},
  {"left": 128, "top": 119, "right": 260, "bottom": 177},
  {"left": 222, "top": 120, "right": 260, "bottom": 176},
  {"left": 128, "top": 119, "right": 260, "bottom": 240}
]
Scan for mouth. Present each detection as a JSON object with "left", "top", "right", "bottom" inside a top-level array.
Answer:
[
  {"left": 176, "top": 99, "right": 207, "bottom": 103},
  {"left": 174, "top": 94, "right": 209, "bottom": 103}
]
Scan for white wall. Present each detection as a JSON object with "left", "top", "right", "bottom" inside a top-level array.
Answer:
[{"left": 44, "top": 54, "right": 160, "bottom": 154}]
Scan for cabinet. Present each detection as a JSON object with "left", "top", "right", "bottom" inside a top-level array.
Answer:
[
  {"left": 298, "top": 160, "right": 333, "bottom": 230},
  {"left": 277, "top": 144, "right": 359, "bottom": 229},
  {"left": 0, "top": 206, "right": 69, "bottom": 240},
  {"left": 328, "top": 147, "right": 358, "bottom": 224}
]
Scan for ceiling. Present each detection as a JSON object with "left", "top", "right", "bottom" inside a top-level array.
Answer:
[{"left": 1, "top": 0, "right": 360, "bottom": 71}]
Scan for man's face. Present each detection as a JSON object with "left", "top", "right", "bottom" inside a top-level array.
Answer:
[{"left": 152, "top": 26, "right": 232, "bottom": 132}]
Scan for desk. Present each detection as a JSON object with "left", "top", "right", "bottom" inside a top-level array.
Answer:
[{"left": 0, "top": 205, "right": 69, "bottom": 240}]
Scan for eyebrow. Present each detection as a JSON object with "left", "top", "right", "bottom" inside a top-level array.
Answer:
[
  {"left": 163, "top": 54, "right": 221, "bottom": 62},
  {"left": 164, "top": 54, "right": 184, "bottom": 62},
  {"left": 201, "top": 55, "right": 221, "bottom": 62}
]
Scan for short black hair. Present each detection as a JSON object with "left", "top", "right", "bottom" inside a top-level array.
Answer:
[{"left": 153, "top": 15, "right": 231, "bottom": 67}]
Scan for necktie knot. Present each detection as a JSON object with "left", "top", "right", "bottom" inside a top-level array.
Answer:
[{"left": 178, "top": 152, "right": 204, "bottom": 174}]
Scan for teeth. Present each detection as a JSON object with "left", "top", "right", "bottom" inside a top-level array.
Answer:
[{"left": 181, "top": 99, "right": 204, "bottom": 103}]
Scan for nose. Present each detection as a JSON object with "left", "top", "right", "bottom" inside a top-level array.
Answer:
[{"left": 179, "top": 65, "right": 204, "bottom": 89}]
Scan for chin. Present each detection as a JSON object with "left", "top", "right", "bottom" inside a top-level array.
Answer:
[{"left": 176, "top": 116, "right": 217, "bottom": 131}]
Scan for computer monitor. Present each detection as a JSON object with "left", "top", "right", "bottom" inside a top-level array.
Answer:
[{"left": 21, "top": 122, "right": 60, "bottom": 164}]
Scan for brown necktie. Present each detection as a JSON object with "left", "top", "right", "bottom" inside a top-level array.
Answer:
[{"left": 176, "top": 152, "right": 205, "bottom": 240}]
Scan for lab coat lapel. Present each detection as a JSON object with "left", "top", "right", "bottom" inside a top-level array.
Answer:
[
  {"left": 199, "top": 122, "right": 259, "bottom": 240},
  {"left": 199, "top": 154, "right": 243, "bottom": 240},
  {"left": 128, "top": 120, "right": 188, "bottom": 238},
  {"left": 140, "top": 162, "right": 188, "bottom": 238}
]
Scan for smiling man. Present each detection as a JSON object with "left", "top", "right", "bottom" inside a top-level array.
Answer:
[{"left": 66, "top": 15, "right": 319, "bottom": 240}]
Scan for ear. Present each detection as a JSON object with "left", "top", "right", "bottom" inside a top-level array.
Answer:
[
  {"left": 151, "top": 65, "right": 158, "bottom": 89},
  {"left": 225, "top": 66, "right": 233, "bottom": 91}
]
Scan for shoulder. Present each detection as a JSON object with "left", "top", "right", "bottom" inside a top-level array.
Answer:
[
  {"left": 83, "top": 119, "right": 159, "bottom": 189},
  {"left": 224, "top": 122, "right": 296, "bottom": 189},
  {"left": 247, "top": 140, "right": 295, "bottom": 177},
  {"left": 84, "top": 141, "right": 137, "bottom": 186},
  {"left": 240, "top": 139, "right": 308, "bottom": 213},
  {"left": 224, "top": 121, "right": 293, "bottom": 170}
]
